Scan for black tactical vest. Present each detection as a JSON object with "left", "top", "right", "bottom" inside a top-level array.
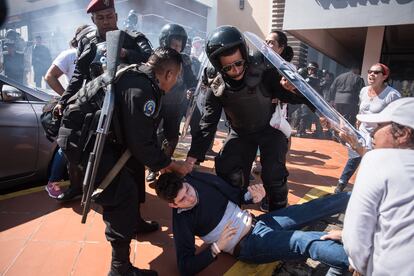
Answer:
[{"left": 210, "top": 62, "right": 274, "bottom": 134}]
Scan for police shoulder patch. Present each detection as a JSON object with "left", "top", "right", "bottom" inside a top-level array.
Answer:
[{"left": 143, "top": 100, "right": 156, "bottom": 117}]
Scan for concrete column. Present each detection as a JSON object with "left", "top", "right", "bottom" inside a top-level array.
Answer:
[
  {"left": 194, "top": 0, "right": 217, "bottom": 35},
  {"left": 207, "top": 1, "right": 217, "bottom": 34},
  {"left": 361, "top": 26, "right": 385, "bottom": 81}
]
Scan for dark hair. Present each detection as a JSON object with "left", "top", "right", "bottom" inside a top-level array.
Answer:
[
  {"left": 154, "top": 173, "right": 184, "bottom": 203},
  {"left": 70, "top": 24, "right": 90, "bottom": 48},
  {"left": 281, "top": 45, "right": 293, "bottom": 62},
  {"left": 147, "top": 47, "right": 183, "bottom": 74},
  {"left": 391, "top": 122, "right": 414, "bottom": 146},
  {"left": 269, "top": 30, "right": 288, "bottom": 48}
]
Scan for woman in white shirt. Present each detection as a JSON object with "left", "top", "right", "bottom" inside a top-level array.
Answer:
[
  {"left": 334, "top": 63, "right": 401, "bottom": 193},
  {"left": 45, "top": 25, "right": 91, "bottom": 95}
]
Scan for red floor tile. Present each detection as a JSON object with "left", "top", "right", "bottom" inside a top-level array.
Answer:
[
  {"left": 73, "top": 242, "right": 111, "bottom": 276},
  {"left": 5, "top": 240, "right": 81, "bottom": 276},
  {"left": 0, "top": 239, "right": 26, "bottom": 275},
  {"left": 0, "top": 214, "right": 43, "bottom": 241},
  {"left": 0, "top": 135, "right": 352, "bottom": 276}
]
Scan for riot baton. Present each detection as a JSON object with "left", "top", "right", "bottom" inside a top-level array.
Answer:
[
  {"left": 243, "top": 31, "right": 366, "bottom": 153},
  {"left": 81, "top": 30, "right": 125, "bottom": 224},
  {"left": 180, "top": 55, "right": 210, "bottom": 140}
]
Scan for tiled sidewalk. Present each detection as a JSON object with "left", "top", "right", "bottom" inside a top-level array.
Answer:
[{"left": 0, "top": 135, "right": 353, "bottom": 276}]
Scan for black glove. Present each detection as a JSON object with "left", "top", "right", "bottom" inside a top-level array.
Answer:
[{"left": 202, "top": 66, "right": 217, "bottom": 85}]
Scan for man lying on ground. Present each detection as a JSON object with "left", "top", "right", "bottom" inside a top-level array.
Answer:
[{"left": 154, "top": 171, "right": 351, "bottom": 275}]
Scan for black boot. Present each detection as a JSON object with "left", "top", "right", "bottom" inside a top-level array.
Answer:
[
  {"left": 108, "top": 241, "right": 132, "bottom": 276},
  {"left": 57, "top": 163, "right": 83, "bottom": 202},
  {"left": 136, "top": 204, "right": 159, "bottom": 235},
  {"left": 108, "top": 241, "right": 158, "bottom": 276},
  {"left": 145, "top": 171, "right": 158, "bottom": 182},
  {"left": 56, "top": 186, "right": 82, "bottom": 202},
  {"left": 136, "top": 218, "right": 159, "bottom": 234},
  {"left": 266, "top": 180, "right": 288, "bottom": 212}
]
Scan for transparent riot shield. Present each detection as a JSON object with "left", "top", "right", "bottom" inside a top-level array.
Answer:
[
  {"left": 243, "top": 31, "right": 365, "bottom": 152},
  {"left": 180, "top": 54, "right": 210, "bottom": 140}
]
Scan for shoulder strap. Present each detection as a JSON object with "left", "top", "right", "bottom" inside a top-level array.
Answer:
[{"left": 91, "top": 149, "right": 132, "bottom": 200}]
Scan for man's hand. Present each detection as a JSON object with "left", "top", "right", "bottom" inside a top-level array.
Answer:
[
  {"left": 248, "top": 184, "right": 266, "bottom": 203},
  {"left": 186, "top": 88, "right": 195, "bottom": 100},
  {"left": 280, "top": 77, "right": 297, "bottom": 94},
  {"left": 216, "top": 221, "right": 238, "bottom": 251},
  {"left": 162, "top": 160, "right": 192, "bottom": 176},
  {"left": 349, "top": 266, "right": 363, "bottom": 276},
  {"left": 320, "top": 229, "right": 342, "bottom": 242},
  {"left": 184, "top": 156, "right": 197, "bottom": 172}
]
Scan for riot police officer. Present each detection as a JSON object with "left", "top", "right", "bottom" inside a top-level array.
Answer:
[
  {"left": 298, "top": 62, "right": 323, "bottom": 137},
  {"left": 184, "top": 26, "right": 314, "bottom": 211},
  {"left": 146, "top": 23, "right": 197, "bottom": 182},
  {"left": 123, "top": 9, "right": 139, "bottom": 32},
  {"left": 95, "top": 47, "right": 188, "bottom": 276},
  {"left": 54, "top": 0, "right": 153, "bottom": 202},
  {"left": 56, "top": 0, "right": 152, "bottom": 114}
]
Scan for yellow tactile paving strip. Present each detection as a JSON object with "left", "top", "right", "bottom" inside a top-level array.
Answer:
[{"left": 0, "top": 181, "right": 70, "bottom": 201}]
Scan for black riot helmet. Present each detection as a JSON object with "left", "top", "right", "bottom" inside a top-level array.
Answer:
[
  {"left": 206, "top": 25, "right": 248, "bottom": 71},
  {"left": 127, "top": 9, "right": 138, "bottom": 26},
  {"left": 307, "top": 61, "right": 319, "bottom": 70},
  {"left": 5, "top": 29, "right": 18, "bottom": 41},
  {"left": 159, "top": 23, "right": 188, "bottom": 53},
  {"left": 297, "top": 67, "right": 308, "bottom": 78}
]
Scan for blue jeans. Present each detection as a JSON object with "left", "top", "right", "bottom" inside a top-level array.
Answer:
[
  {"left": 238, "top": 192, "right": 350, "bottom": 270},
  {"left": 49, "top": 148, "right": 67, "bottom": 182},
  {"left": 339, "top": 156, "right": 362, "bottom": 184}
]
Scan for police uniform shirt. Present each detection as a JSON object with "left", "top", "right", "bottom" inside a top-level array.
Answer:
[
  {"left": 115, "top": 66, "right": 170, "bottom": 170},
  {"left": 59, "top": 29, "right": 153, "bottom": 106}
]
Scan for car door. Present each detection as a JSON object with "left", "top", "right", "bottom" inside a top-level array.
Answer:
[{"left": 0, "top": 83, "right": 38, "bottom": 180}]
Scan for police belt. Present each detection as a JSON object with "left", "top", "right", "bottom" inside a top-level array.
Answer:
[{"left": 232, "top": 215, "right": 258, "bottom": 258}]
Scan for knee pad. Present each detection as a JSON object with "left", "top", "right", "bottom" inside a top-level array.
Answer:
[{"left": 217, "top": 169, "right": 245, "bottom": 189}]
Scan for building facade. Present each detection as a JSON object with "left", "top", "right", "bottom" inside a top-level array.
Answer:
[{"left": 283, "top": 0, "right": 414, "bottom": 95}]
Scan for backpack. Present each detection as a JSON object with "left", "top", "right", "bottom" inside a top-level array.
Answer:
[
  {"left": 56, "top": 64, "right": 160, "bottom": 168},
  {"left": 40, "top": 96, "right": 61, "bottom": 142}
]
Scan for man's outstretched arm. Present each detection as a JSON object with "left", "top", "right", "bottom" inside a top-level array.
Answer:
[{"left": 173, "top": 212, "right": 217, "bottom": 276}]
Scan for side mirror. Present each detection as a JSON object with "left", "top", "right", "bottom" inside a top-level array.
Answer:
[{"left": 1, "top": 85, "right": 24, "bottom": 102}]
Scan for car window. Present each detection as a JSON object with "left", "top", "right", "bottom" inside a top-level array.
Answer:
[{"left": 25, "top": 92, "right": 42, "bottom": 102}]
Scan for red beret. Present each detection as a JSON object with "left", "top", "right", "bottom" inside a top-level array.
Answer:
[{"left": 86, "top": 0, "right": 115, "bottom": 13}]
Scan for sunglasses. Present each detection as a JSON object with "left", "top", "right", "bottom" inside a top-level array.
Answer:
[
  {"left": 368, "top": 70, "right": 383, "bottom": 75},
  {"left": 222, "top": 59, "right": 246, "bottom": 73}
]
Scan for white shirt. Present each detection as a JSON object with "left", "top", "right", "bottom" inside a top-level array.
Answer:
[
  {"left": 52, "top": 48, "right": 77, "bottom": 83},
  {"left": 343, "top": 149, "right": 414, "bottom": 276},
  {"left": 358, "top": 86, "right": 401, "bottom": 149}
]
